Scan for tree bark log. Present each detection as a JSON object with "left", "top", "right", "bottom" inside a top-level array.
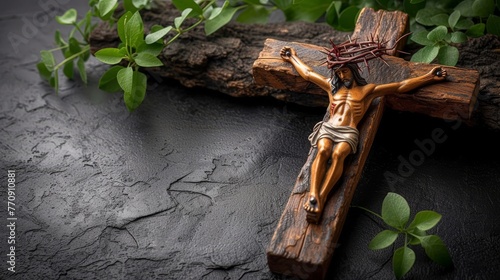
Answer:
[{"left": 89, "top": 1, "right": 500, "bottom": 130}]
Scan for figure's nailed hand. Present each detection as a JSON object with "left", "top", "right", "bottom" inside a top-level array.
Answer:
[
  {"left": 280, "top": 46, "right": 295, "bottom": 61},
  {"left": 431, "top": 66, "right": 447, "bottom": 80}
]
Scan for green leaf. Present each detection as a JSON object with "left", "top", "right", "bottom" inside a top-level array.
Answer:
[
  {"left": 50, "top": 70, "right": 59, "bottom": 93},
  {"left": 36, "top": 62, "right": 52, "bottom": 81},
  {"left": 95, "top": 48, "right": 125, "bottom": 65},
  {"left": 145, "top": 26, "right": 172, "bottom": 44},
  {"left": 410, "top": 0, "right": 425, "bottom": 3},
  {"left": 69, "top": 37, "right": 82, "bottom": 55},
  {"left": 381, "top": 193, "right": 410, "bottom": 229},
  {"left": 411, "top": 30, "right": 433, "bottom": 45},
  {"left": 472, "top": 0, "right": 495, "bottom": 18},
  {"left": 420, "top": 235, "right": 453, "bottom": 267},
  {"left": 273, "top": 0, "right": 293, "bottom": 10},
  {"left": 98, "top": 0, "right": 117, "bottom": 17},
  {"left": 431, "top": 13, "right": 449, "bottom": 27},
  {"left": 411, "top": 45, "right": 440, "bottom": 63},
  {"left": 369, "top": 230, "right": 399, "bottom": 250},
  {"left": 205, "top": 4, "right": 240, "bottom": 36},
  {"left": 448, "top": 10, "right": 460, "bottom": 30},
  {"left": 486, "top": 14, "right": 500, "bottom": 36},
  {"left": 451, "top": 31, "right": 468, "bottom": 43},
  {"left": 174, "top": 8, "right": 192, "bottom": 29},
  {"left": 134, "top": 53, "right": 163, "bottom": 67},
  {"left": 338, "top": 6, "right": 360, "bottom": 32},
  {"left": 118, "top": 12, "right": 133, "bottom": 44},
  {"left": 54, "top": 30, "right": 66, "bottom": 47},
  {"left": 283, "top": 0, "right": 331, "bottom": 23},
  {"left": 408, "top": 228, "right": 427, "bottom": 245},
  {"left": 455, "top": 18, "right": 474, "bottom": 30},
  {"left": 40, "top": 50, "right": 56, "bottom": 71},
  {"left": 137, "top": 42, "right": 164, "bottom": 56},
  {"left": 172, "top": 0, "right": 203, "bottom": 17},
  {"left": 99, "top": 65, "right": 124, "bottom": 92},
  {"left": 123, "top": 0, "right": 139, "bottom": 13},
  {"left": 437, "top": 45, "right": 459, "bottom": 66},
  {"left": 392, "top": 246, "right": 416, "bottom": 279},
  {"left": 404, "top": 0, "right": 426, "bottom": 17},
  {"left": 454, "top": 0, "right": 475, "bottom": 17},
  {"left": 63, "top": 60, "right": 74, "bottom": 79},
  {"left": 236, "top": 5, "right": 270, "bottom": 24},
  {"left": 126, "top": 11, "right": 145, "bottom": 48},
  {"left": 116, "top": 64, "right": 149, "bottom": 112},
  {"left": 408, "top": 210, "right": 442, "bottom": 231},
  {"left": 117, "top": 66, "right": 134, "bottom": 93},
  {"left": 325, "top": 1, "right": 342, "bottom": 27},
  {"left": 427, "top": 25, "right": 448, "bottom": 42},
  {"left": 56, "top": 9, "right": 77, "bottom": 25},
  {"left": 77, "top": 57, "right": 87, "bottom": 84},
  {"left": 416, "top": 8, "right": 441, "bottom": 26},
  {"left": 466, "top": 23, "right": 485, "bottom": 37}
]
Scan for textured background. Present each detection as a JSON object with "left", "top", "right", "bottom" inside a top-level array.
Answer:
[{"left": 1, "top": 1, "right": 500, "bottom": 279}]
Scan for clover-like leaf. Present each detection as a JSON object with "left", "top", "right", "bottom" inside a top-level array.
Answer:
[
  {"left": 430, "top": 14, "right": 449, "bottom": 27},
  {"left": 205, "top": 2, "right": 240, "bottom": 36},
  {"left": 451, "top": 31, "right": 468, "bottom": 43},
  {"left": 393, "top": 246, "right": 416, "bottom": 279},
  {"left": 455, "top": 0, "right": 475, "bottom": 17},
  {"left": 56, "top": 9, "right": 77, "bottom": 25},
  {"left": 486, "top": 14, "right": 500, "bottom": 36},
  {"left": 40, "top": 50, "right": 56, "bottom": 71},
  {"left": 427, "top": 25, "right": 448, "bottom": 42},
  {"left": 174, "top": 8, "right": 193, "bottom": 29},
  {"left": 98, "top": 0, "right": 118, "bottom": 18},
  {"left": 145, "top": 26, "right": 172, "bottom": 44},
  {"left": 411, "top": 45, "right": 440, "bottom": 64},
  {"left": 95, "top": 48, "right": 125, "bottom": 65},
  {"left": 36, "top": 62, "right": 52, "bottom": 81},
  {"left": 472, "top": 0, "right": 495, "bottom": 18},
  {"left": 117, "top": 67, "right": 146, "bottom": 111},
  {"left": 408, "top": 210, "right": 442, "bottom": 231},
  {"left": 411, "top": 30, "right": 432, "bottom": 46},
  {"left": 63, "top": 60, "right": 74, "bottom": 79},
  {"left": 441, "top": 45, "right": 458, "bottom": 63},
  {"left": 99, "top": 65, "right": 124, "bottom": 92},
  {"left": 369, "top": 230, "right": 399, "bottom": 250},
  {"left": 466, "top": 23, "right": 485, "bottom": 37},
  {"left": 337, "top": 6, "right": 360, "bottom": 31},
  {"left": 77, "top": 57, "right": 87, "bottom": 84},
  {"left": 134, "top": 53, "right": 163, "bottom": 67},
  {"left": 382, "top": 193, "right": 410, "bottom": 229},
  {"left": 448, "top": 10, "right": 461, "bottom": 30},
  {"left": 420, "top": 235, "right": 452, "bottom": 267},
  {"left": 125, "top": 11, "right": 144, "bottom": 48}
]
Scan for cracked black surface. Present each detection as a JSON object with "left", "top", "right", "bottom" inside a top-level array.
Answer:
[{"left": 1, "top": 1, "right": 500, "bottom": 279}]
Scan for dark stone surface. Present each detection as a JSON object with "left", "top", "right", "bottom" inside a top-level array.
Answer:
[{"left": 1, "top": 1, "right": 500, "bottom": 279}]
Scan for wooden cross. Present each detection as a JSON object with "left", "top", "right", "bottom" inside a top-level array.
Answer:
[{"left": 252, "top": 8, "right": 479, "bottom": 280}]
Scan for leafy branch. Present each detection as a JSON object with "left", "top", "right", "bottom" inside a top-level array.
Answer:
[
  {"left": 355, "top": 192, "right": 452, "bottom": 279},
  {"left": 38, "top": 0, "right": 499, "bottom": 111}
]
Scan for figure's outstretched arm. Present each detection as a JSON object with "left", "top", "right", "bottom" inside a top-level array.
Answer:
[
  {"left": 280, "top": 47, "right": 332, "bottom": 93},
  {"left": 370, "top": 67, "right": 447, "bottom": 98}
]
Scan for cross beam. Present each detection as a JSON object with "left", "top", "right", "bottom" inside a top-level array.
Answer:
[{"left": 252, "top": 8, "right": 479, "bottom": 280}]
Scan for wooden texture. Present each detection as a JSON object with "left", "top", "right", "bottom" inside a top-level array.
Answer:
[
  {"left": 253, "top": 43, "right": 480, "bottom": 121},
  {"left": 264, "top": 8, "right": 408, "bottom": 279}
]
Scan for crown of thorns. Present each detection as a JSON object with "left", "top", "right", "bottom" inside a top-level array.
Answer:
[{"left": 322, "top": 33, "right": 410, "bottom": 72}]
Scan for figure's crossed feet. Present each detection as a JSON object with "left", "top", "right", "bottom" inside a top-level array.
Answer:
[{"left": 304, "top": 193, "right": 324, "bottom": 224}]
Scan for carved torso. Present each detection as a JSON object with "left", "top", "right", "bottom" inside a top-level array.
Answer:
[{"left": 328, "top": 84, "right": 376, "bottom": 127}]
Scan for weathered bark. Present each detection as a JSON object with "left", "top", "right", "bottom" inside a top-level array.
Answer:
[{"left": 89, "top": 1, "right": 500, "bottom": 129}]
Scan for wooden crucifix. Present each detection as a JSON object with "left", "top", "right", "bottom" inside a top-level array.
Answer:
[{"left": 252, "top": 8, "right": 479, "bottom": 280}]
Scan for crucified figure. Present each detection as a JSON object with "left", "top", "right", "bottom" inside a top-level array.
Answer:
[{"left": 280, "top": 46, "right": 447, "bottom": 222}]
